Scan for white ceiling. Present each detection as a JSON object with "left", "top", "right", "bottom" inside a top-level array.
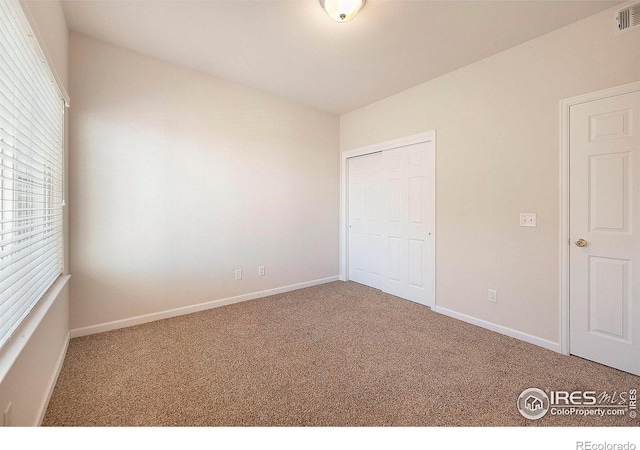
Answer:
[{"left": 61, "top": 0, "right": 620, "bottom": 115}]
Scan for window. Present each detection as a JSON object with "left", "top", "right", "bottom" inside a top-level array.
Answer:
[{"left": 0, "top": 0, "right": 65, "bottom": 349}]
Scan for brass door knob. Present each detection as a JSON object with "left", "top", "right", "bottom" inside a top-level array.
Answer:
[{"left": 575, "top": 238, "right": 588, "bottom": 247}]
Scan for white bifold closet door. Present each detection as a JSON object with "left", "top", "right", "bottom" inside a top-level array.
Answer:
[
  {"left": 348, "top": 152, "right": 384, "bottom": 290},
  {"left": 348, "top": 141, "right": 434, "bottom": 307}
]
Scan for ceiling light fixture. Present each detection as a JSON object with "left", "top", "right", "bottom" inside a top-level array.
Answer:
[{"left": 320, "top": 0, "right": 366, "bottom": 23}]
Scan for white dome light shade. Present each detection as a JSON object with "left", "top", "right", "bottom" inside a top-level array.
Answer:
[{"left": 320, "top": 0, "right": 366, "bottom": 22}]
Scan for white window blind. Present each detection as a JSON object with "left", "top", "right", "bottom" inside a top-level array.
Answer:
[{"left": 0, "top": 0, "right": 65, "bottom": 350}]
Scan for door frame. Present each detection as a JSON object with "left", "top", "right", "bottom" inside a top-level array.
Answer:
[
  {"left": 339, "top": 130, "right": 436, "bottom": 307},
  {"left": 559, "top": 80, "right": 640, "bottom": 356}
]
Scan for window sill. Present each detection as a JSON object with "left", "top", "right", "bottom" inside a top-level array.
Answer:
[{"left": 0, "top": 274, "right": 70, "bottom": 384}]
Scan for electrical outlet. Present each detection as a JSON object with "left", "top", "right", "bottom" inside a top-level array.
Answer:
[
  {"left": 3, "top": 402, "right": 12, "bottom": 426},
  {"left": 520, "top": 213, "right": 537, "bottom": 227},
  {"left": 258, "top": 266, "right": 265, "bottom": 276},
  {"left": 488, "top": 289, "right": 498, "bottom": 303},
  {"left": 235, "top": 269, "right": 242, "bottom": 281}
]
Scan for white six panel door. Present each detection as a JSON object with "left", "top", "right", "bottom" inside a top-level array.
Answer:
[
  {"left": 570, "top": 90, "right": 640, "bottom": 376},
  {"left": 381, "top": 142, "right": 434, "bottom": 306},
  {"left": 347, "top": 140, "right": 434, "bottom": 308},
  {"left": 348, "top": 152, "right": 383, "bottom": 290}
]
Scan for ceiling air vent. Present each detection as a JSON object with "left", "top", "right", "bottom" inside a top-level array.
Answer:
[{"left": 615, "top": 2, "right": 640, "bottom": 34}]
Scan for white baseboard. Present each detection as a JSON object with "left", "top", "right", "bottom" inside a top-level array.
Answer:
[
  {"left": 434, "top": 306, "right": 561, "bottom": 353},
  {"left": 70, "top": 276, "right": 340, "bottom": 339},
  {"left": 36, "top": 330, "right": 70, "bottom": 426}
]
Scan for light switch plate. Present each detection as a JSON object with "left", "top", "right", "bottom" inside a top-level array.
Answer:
[{"left": 520, "top": 213, "right": 537, "bottom": 227}]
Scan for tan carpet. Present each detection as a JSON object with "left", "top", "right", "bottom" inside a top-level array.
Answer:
[{"left": 43, "top": 281, "right": 640, "bottom": 426}]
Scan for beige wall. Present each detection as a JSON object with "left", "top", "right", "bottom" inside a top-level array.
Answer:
[
  {"left": 340, "top": 6, "right": 640, "bottom": 344},
  {"left": 68, "top": 33, "right": 340, "bottom": 331},
  {"left": 0, "top": 281, "right": 69, "bottom": 426},
  {"left": 0, "top": 0, "right": 69, "bottom": 426}
]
